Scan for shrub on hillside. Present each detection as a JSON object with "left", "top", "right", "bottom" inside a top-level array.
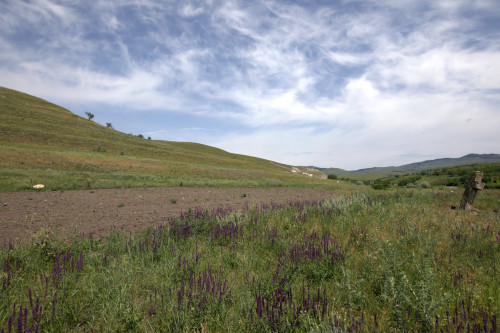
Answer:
[
  {"left": 446, "top": 178, "right": 460, "bottom": 186},
  {"left": 420, "top": 181, "right": 432, "bottom": 188},
  {"left": 372, "top": 183, "right": 389, "bottom": 190},
  {"left": 85, "top": 111, "right": 94, "bottom": 120},
  {"left": 397, "top": 175, "right": 422, "bottom": 187},
  {"left": 372, "top": 179, "right": 391, "bottom": 190}
]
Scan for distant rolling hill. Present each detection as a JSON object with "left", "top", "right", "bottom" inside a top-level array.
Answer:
[
  {"left": 318, "top": 154, "right": 500, "bottom": 177},
  {"left": 0, "top": 87, "right": 326, "bottom": 191}
]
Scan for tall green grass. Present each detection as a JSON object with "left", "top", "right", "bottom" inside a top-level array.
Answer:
[
  {"left": 0, "top": 167, "right": 326, "bottom": 192},
  {"left": 1, "top": 189, "right": 498, "bottom": 332}
]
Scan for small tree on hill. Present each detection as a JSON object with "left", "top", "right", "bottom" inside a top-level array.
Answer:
[
  {"left": 85, "top": 112, "right": 94, "bottom": 121},
  {"left": 106, "top": 122, "right": 113, "bottom": 128}
]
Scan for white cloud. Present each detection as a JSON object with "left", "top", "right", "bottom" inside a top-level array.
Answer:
[
  {"left": 179, "top": 4, "right": 204, "bottom": 18},
  {"left": 214, "top": 89, "right": 500, "bottom": 169},
  {"left": 1, "top": 0, "right": 499, "bottom": 168},
  {"left": 325, "top": 52, "right": 369, "bottom": 66},
  {"left": 0, "top": 59, "right": 184, "bottom": 110},
  {"left": 0, "top": 0, "right": 75, "bottom": 31}
]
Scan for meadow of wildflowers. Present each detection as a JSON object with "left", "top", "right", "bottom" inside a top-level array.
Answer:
[{"left": 1, "top": 189, "right": 498, "bottom": 332}]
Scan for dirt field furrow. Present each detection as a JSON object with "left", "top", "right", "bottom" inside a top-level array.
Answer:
[{"left": 0, "top": 187, "right": 336, "bottom": 246}]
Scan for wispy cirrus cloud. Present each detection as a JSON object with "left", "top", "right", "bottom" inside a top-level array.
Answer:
[{"left": 1, "top": 0, "right": 499, "bottom": 169}]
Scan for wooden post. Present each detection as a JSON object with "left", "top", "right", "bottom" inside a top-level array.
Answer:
[{"left": 459, "top": 171, "right": 485, "bottom": 210}]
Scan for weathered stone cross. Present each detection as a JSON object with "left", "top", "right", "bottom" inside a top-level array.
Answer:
[{"left": 459, "top": 171, "right": 485, "bottom": 210}]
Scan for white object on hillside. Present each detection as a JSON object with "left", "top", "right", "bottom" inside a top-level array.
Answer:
[{"left": 33, "top": 184, "right": 45, "bottom": 189}]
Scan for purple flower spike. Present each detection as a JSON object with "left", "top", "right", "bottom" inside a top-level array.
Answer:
[
  {"left": 8, "top": 316, "right": 13, "bottom": 333},
  {"left": 17, "top": 315, "right": 22, "bottom": 333}
]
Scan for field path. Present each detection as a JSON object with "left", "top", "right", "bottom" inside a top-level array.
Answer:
[{"left": 0, "top": 187, "right": 336, "bottom": 246}]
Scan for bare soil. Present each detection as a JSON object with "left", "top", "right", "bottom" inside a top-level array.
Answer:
[{"left": 0, "top": 187, "right": 336, "bottom": 247}]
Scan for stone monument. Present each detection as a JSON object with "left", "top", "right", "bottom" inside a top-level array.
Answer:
[{"left": 459, "top": 171, "right": 485, "bottom": 210}]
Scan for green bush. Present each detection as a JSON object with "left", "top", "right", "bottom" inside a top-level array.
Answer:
[{"left": 397, "top": 175, "right": 422, "bottom": 187}]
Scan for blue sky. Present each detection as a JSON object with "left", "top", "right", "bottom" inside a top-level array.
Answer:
[{"left": 1, "top": 0, "right": 499, "bottom": 170}]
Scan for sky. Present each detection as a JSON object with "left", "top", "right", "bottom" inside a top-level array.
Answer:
[{"left": 1, "top": 0, "right": 499, "bottom": 170}]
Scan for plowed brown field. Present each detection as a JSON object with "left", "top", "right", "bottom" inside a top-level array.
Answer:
[{"left": 0, "top": 187, "right": 336, "bottom": 247}]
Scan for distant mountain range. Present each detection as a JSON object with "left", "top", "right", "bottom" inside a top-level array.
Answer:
[{"left": 313, "top": 154, "right": 500, "bottom": 176}]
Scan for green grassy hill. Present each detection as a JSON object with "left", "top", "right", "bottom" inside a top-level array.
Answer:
[
  {"left": 0, "top": 87, "right": 327, "bottom": 191},
  {"left": 351, "top": 154, "right": 500, "bottom": 174},
  {"left": 420, "top": 162, "right": 500, "bottom": 189},
  {"left": 333, "top": 163, "right": 500, "bottom": 190},
  {"left": 320, "top": 154, "right": 500, "bottom": 179}
]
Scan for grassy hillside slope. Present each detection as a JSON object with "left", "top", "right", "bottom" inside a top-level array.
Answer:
[
  {"left": 321, "top": 154, "right": 500, "bottom": 179},
  {"left": 0, "top": 87, "right": 327, "bottom": 191},
  {"left": 351, "top": 154, "right": 500, "bottom": 174}
]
